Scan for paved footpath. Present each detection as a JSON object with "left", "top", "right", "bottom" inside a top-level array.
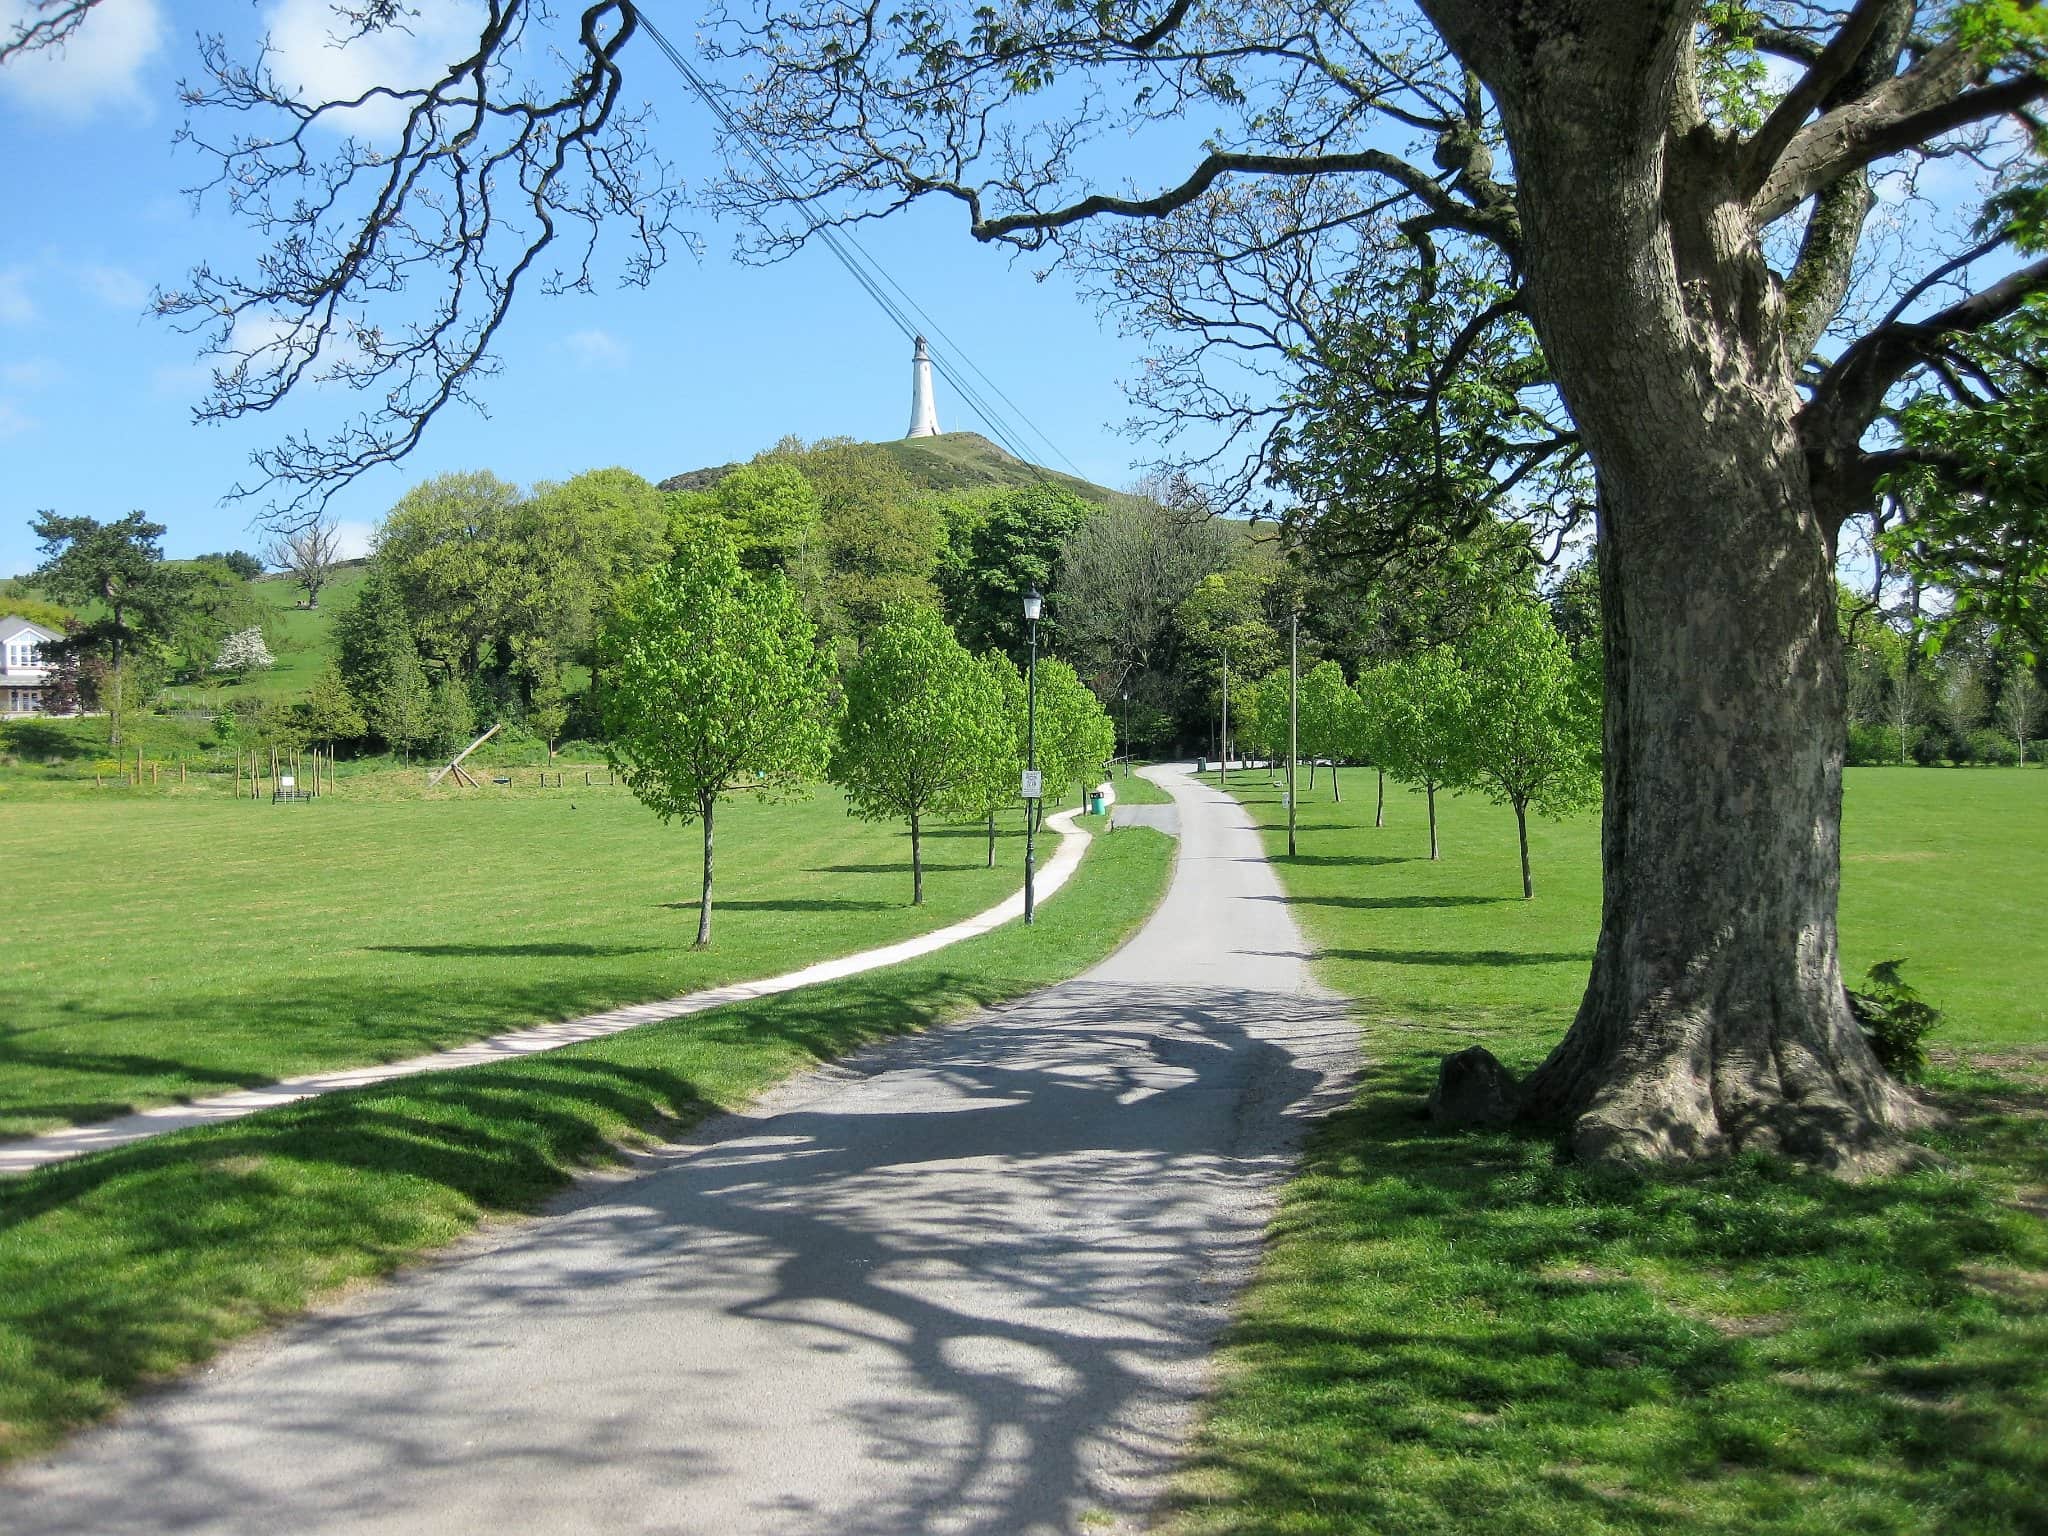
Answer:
[{"left": 0, "top": 766, "right": 1355, "bottom": 1536}]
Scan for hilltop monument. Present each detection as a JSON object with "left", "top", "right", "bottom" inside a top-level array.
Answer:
[{"left": 906, "top": 336, "right": 940, "bottom": 438}]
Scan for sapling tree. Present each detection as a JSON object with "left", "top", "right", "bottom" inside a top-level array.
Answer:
[
  {"left": 1459, "top": 600, "right": 1600, "bottom": 898},
  {"left": 1352, "top": 665, "right": 1396, "bottom": 829},
  {"left": 952, "top": 651, "right": 1028, "bottom": 868},
  {"left": 832, "top": 605, "right": 1007, "bottom": 904},
  {"left": 1298, "top": 660, "right": 1355, "bottom": 802},
  {"left": 599, "top": 534, "right": 836, "bottom": 945},
  {"left": 1375, "top": 649, "right": 1472, "bottom": 862},
  {"left": 2001, "top": 665, "right": 2042, "bottom": 763}
]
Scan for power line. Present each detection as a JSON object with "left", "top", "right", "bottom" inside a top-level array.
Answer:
[{"left": 635, "top": 10, "right": 1084, "bottom": 483}]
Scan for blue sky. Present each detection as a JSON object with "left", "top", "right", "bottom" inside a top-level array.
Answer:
[{"left": 0, "top": 0, "right": 1171, "bottom": 578}]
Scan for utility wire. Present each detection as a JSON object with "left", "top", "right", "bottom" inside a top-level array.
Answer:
[{"left": 636, "top": 11, "right": 1083, "bottom": 483}]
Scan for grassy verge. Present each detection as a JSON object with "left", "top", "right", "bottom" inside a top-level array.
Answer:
[
  {"left": 1164, "top": 770, "right": 2048, "bottom": 1536},
  {"left": 0, "top": 789, "right": 1058, "bottom": 1137},
  {"left": 1109, "top": 764, "right": 1177, "bottom": 805},
  {"left": 0, "top": 817, "right": 1172, "bottom": 1465}
]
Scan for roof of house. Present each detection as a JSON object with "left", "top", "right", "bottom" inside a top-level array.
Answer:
[{"left": 0, "top": 615, "right": 61, "bottom": 644}]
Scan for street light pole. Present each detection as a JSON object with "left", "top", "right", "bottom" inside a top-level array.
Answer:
[
  {"left": 1024, "top": 587, "right": 1042, "bottom": 925},
  {"left": 1120, "top": 690, "right": 1130, "bottom": 777},
  {"left": 1288, "top": 608, "right": 1299, "bottom": 858},
  {"left": 1218, "top": 648, "right": 1230, "bottom": 792}
]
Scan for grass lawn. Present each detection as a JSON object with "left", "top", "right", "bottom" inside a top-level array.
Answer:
[
  {"left": 1165, "top": 767, "right": 2048, "bottom": 1536},
  {"left": 0, "top": 784, "right": 1060, "bottom": 1137},
  {"left": 0, "top": 819, "right": 1175, "bottom": 1464}
]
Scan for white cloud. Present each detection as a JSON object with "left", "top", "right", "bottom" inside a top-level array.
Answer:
[
  {"left": 0, "top": 268, "right": 32, "bottom": 325},
  {"left": 0, "top": 0, "right": 164, "bottom": 120},
  {"left": 262, "top": 0, "right": 487, "bottom": 137},
  {"left": 81, "top": 263, "right": 148, "bottom": 310},
  {"left": 331, "top": 519, "right": 375, "bottom": 561},
  {"left": 566, "top": 328, "right": 628, "bottom": 369}
]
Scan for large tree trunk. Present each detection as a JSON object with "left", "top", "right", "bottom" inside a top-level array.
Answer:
[{"left": 1427, "top": 6, "right": 1929, "bottom": 1172}]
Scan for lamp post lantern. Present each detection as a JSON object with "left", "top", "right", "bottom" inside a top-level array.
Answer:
[{"left": 1023, "top": 586, "right": 1043, "bottom": 925}]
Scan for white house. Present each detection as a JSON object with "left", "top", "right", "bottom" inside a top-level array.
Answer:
[{"left": 0, "top": 615, "right": 64, "bottom": 717}]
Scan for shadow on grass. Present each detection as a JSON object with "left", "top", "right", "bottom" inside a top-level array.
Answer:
[
  {"left": 1168, "top": 1050, "right": 2048, "bottom": 1536},
  {"left": 658, "top": 899, "right": 896, "bottom": 913},
  {"left": 0, "top": 722, "right": 98, "bottom": 762},
  {"left": 1316, "top": 947, "right": 1590, "bottom": 968},
  {"left": 1254, "top": 893, "right": 1517, "bottom": 911},
  {"left": 363, "top": 942, "right": 662, "bottom": 959},
  {"left": 1274, "top": 853, "right": 1417, "bottom": 868}
]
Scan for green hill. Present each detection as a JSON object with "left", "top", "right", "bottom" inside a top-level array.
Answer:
[{"left": 662, "top": 432, "right": 1137, "bottom": 508}]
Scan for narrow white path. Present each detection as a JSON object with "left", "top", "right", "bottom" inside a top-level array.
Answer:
[{"left": 0, "top": 796, "right": 1107, "bottom": 1175}]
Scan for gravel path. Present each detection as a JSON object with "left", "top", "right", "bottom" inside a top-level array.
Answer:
[{"left": 0, "top": 765, "right": 1355, "bottom": 1536}]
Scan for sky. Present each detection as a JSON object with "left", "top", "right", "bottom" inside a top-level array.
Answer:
[{"left": 0, "top": 0, "right": 1175, "bottom": 579}]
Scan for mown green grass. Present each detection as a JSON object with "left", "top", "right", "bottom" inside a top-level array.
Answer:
[
  {"left": 0, "top": 819, "right": 1174, "bottom": 1464},
  {"left": 0, "top": 787, "right": 1055, "bottom": 1137},
  {"left": 1164, "top": 768, "right": 2048, "bottom": 1536}
]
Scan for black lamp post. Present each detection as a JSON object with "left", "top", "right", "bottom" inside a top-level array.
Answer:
[
  {"left": 1120, "top": 690, "right": 1130, "bottom": 778},
  {"left": 1023, "top": 586, "right": 1043, "bottom": 925}
]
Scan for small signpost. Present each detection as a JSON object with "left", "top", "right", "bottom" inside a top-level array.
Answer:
[{"left": 1020, "top": 769, "right": 1042, "bottom": 800}]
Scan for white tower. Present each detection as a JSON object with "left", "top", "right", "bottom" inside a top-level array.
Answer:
[{"left": 906, "top": 335, "right": 941, "bottom": 438}]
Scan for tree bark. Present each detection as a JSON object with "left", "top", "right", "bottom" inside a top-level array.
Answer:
[
  {"left": 1426, "top": 781, "right": 1439, "bottom": 861},
  {"left": 1375, "top": 768, "right": 1384, "bottom": 827},
  {"left": 696, "top": 799, "right": 714, "bottom": 948},
  {"left": 1423, "top": 7, "right": 1930, "bottom": 1172},
  {"left": 1515, "top": 798, "right": 1532, "bottom": 900},
  {"left": 1330, "top": 763, "right": 1340, "bottom": 803},
  {"left": 987, "top": 811, "right": 997, "bottom": 867}
]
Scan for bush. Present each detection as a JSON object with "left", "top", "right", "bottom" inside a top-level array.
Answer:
[
  {"left": 1847, "top": 722, "right": 1905, "bottom": 765},
  {"left": 1966, "top": 727, "right": 2018, "bottom": 766},
  {"left": 1910, "top": 730, "right": 1947, "bottom": 766},
  {"left": 1847, "top": 960, "right": 1943, "bottom": 1078}
]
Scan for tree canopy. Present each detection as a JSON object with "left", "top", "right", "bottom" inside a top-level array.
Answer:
[{"left": 598, "top": 532, "right": 837, "bottom": 945}]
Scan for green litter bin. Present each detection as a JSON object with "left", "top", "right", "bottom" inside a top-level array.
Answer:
[
  {"left": 1196, "top": 756, "right": 1209, "bottom": 774},
  {"left": 1089, "top": 790, "right": 1105, "bottom": 816}
]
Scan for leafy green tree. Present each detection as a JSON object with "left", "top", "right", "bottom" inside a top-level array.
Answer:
[
  {"left": 167, "top": 558, "right": 266, "bottom": 682},
  {"left": 196, "top": 550, "right": 265, "bottom": 582},
  {"left": 832, "top": 605, "right": 1007, "bottom": 904},
  {"left": 779, "top": 440, "right": 941, "bottom": 653},
  {"left": 670, "top": 459, "right": 820, "bottom": 574},
  {"left": 335, "top": 566, "right": 439, "bottom": 758},
  {"left": 290, "top": 666, "right": 369, "bottom": 756},
  {"left": 948, "top": 651, "right": 1029, "bottom": 867},
  {"left": 30, "top": 511, "right": 183, "bottom": 748},
  {"left": 1459, "top": 600, "right": 1601, "bottom": 898},
  {"left": 1055, "top": 496, "right": 1237, "bottom": 741},
  {"left": 1374, "top": 649, "right": 1472, "bottom": 862},
  {"left": 430, "top": 675, "right": 476, "bottom": 757},
  {"left": 1297, "top": 660, "right": 1356, "bottom": 801},
  {"left": 1352, "top": 667, "right": 1394, "bottom": 828},
  {"left": 522, "top": 642, "right": 570, "bottom": 760},
  {"left": 936, "top": 483, "right": 1092, "bottom": 662},
  {"left": 1029, "top": 656, "right": 1114, "bottom": 813},
  {"left": 598, "top": 535, "right": 837, "bottom": 945},
  {"left": 1240, "top": 671, "right": 1290, "bottom": 779}
]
